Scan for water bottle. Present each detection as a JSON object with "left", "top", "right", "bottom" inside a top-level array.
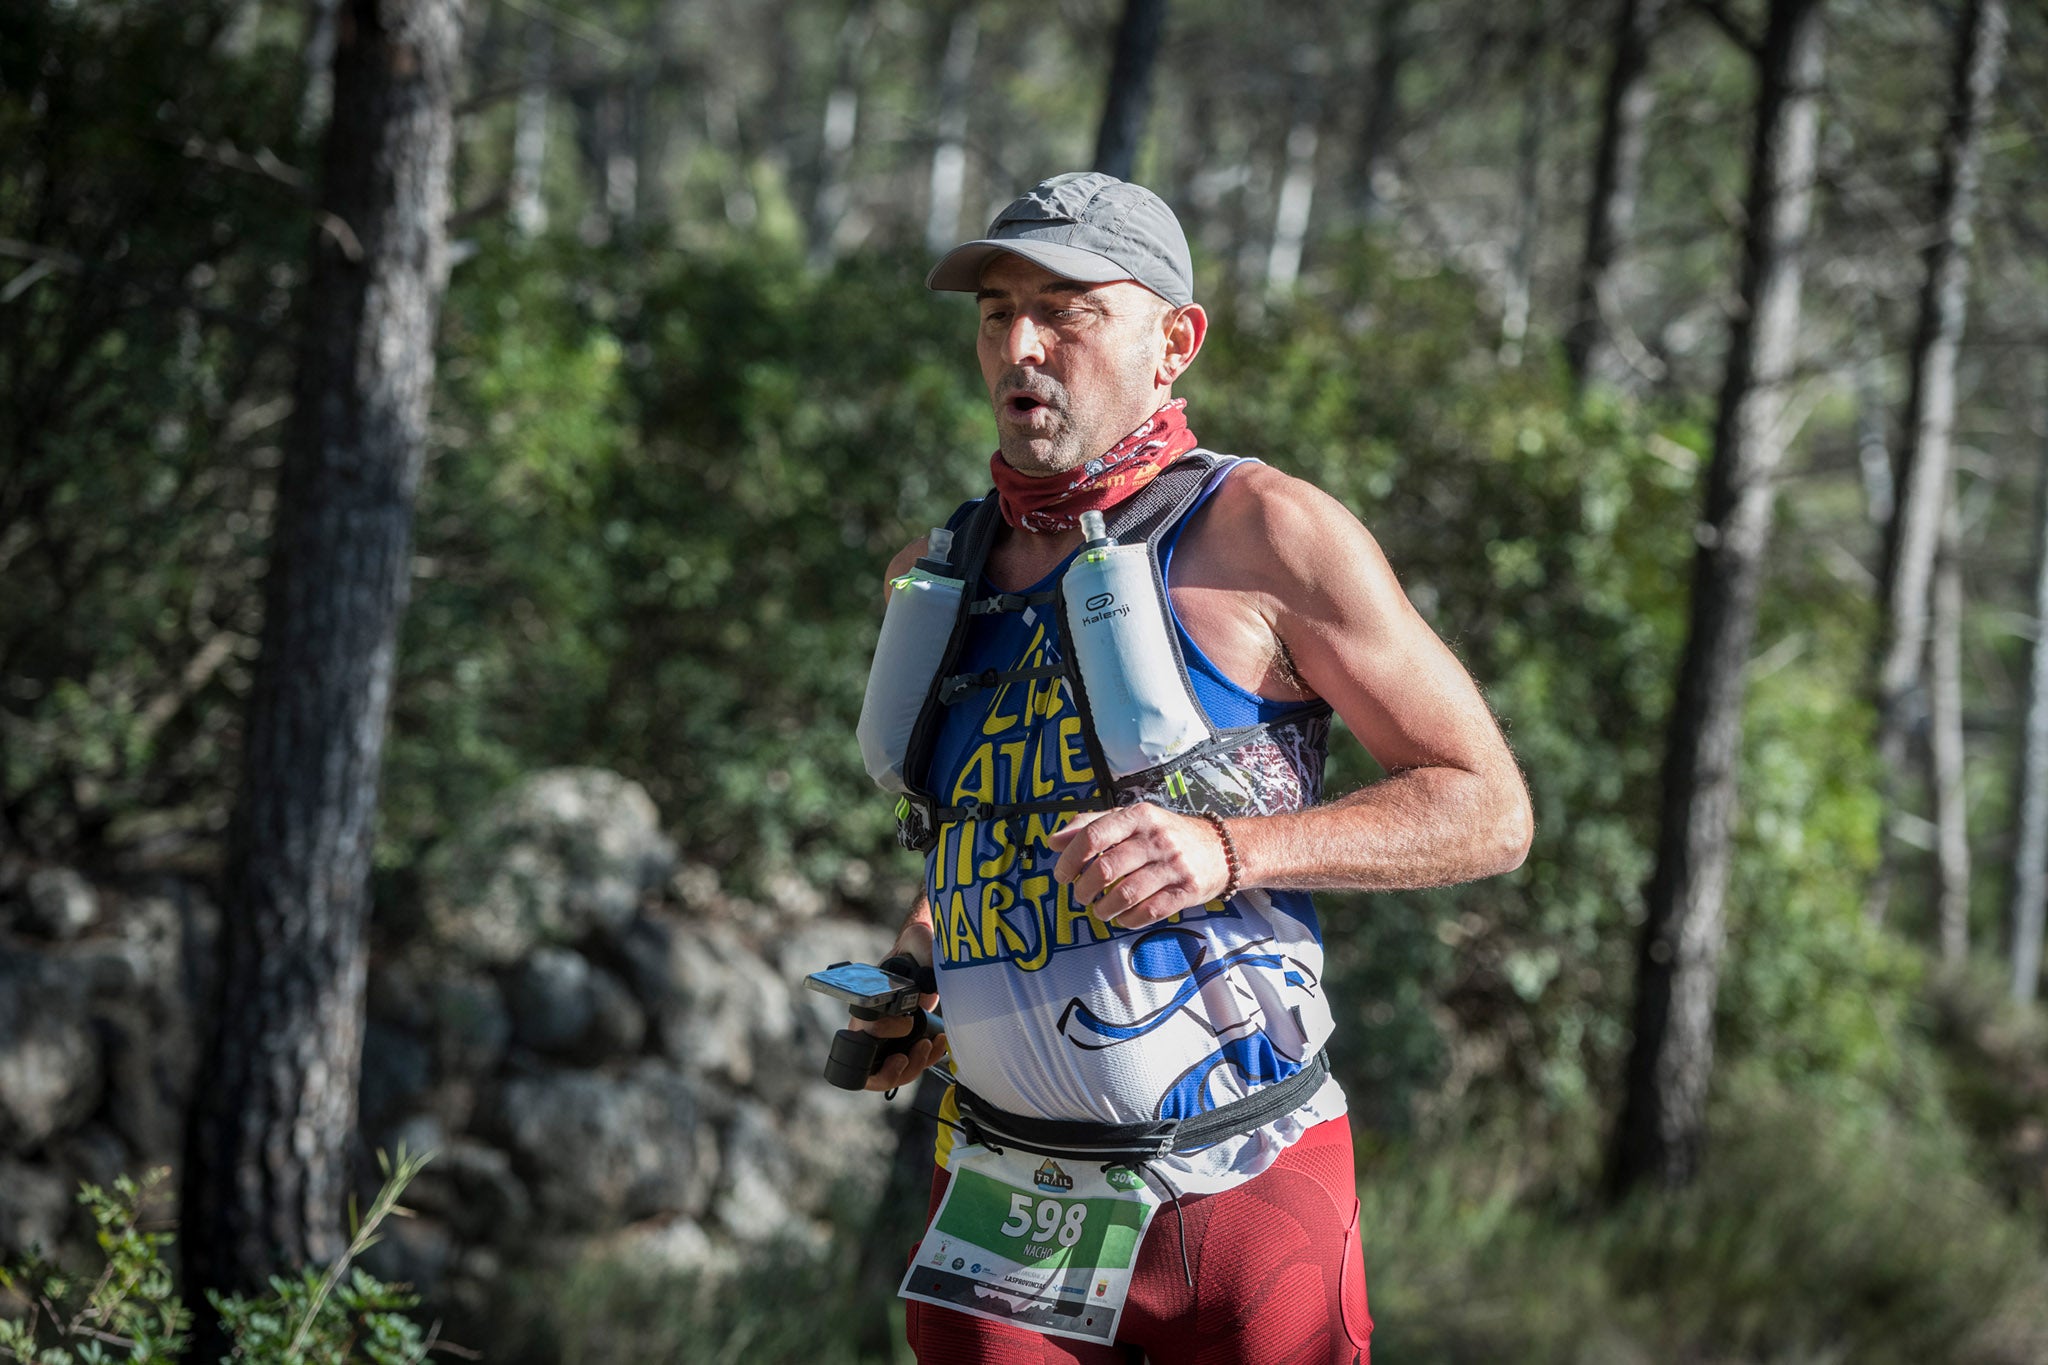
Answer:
[
  {"left": 1060, "top": 511, "right": 1210, "bottom": 778},
  {"left": 857, "top": 528, "right": 963, "bottom": 793}
]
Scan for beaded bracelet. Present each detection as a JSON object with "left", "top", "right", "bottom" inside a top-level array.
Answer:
[{"left": 1198, "top": 810, "right": 1243, "bottom": 901}]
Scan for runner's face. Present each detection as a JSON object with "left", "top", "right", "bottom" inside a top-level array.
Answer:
[{"left": 975, "top": 255, "right": 1171, "bottom": 478}]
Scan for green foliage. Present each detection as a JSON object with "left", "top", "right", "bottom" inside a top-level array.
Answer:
[
  {"left": 393, "top": 236, "right": 993, "bottom": 890},
  {"left": 0, "top": 1171, "right": 190, "bottom": 1364},
  {"left": 1359, "top": 1067, "right": 2048, "bottom": 1365},
  {"left": 0, "top": 0, "right": 304, "bottom": 856},
  {"left": 0, "top": 1153, "right": 441, "bottom": 1365},
  {"left": 481, "top": 1178, "right": 904, "bottom": 1365}
]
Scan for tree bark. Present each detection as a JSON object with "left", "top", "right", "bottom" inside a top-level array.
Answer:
[
  {"left": 1930, "top": 503, "right": 1969, "bottom": 964},
  {"left": 1353, "top": 0, "right": 1409, "bottom": 220},
  {"left": 1609, "top": 0, "right": 1824, "bottom": 1200},
  {"left": 510, "top": 14, "right": 550, "bottom": 237},
  {"left": 1566, "top": 0, "right": 1667, "bottom": 392},
  {"left": 2011, "top": 374, "right": 2048, "bottom": 1003},
  {"left": 807, "top": 0, "right": 875, "bottom": 267},
  {"left": 1264, "top": 49, "right": 1322, "bottom": 293},
  {"left": 1853, "top": 297, "right": 1894, "bottom": 527},
  {"left": 924, "top": 6, "right": 979, "bottom": 256},
  {"left": 1092, "top": 0, "right": 1169, "bottom": 183},
  {"left": 1499, "top": 17, "right": 1550, "bottom": 367},
  {"left": 180, "top": 0, "right": 462, "bottom": 1346},
  {"left": 300, "top": 0, "right": 343, "bottom": 136},
  {"left": 1871, "top": 0, "right": 2007, "bottom": 925}
]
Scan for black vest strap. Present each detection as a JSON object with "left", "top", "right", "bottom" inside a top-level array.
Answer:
[
  {"left": 893, "top": 450, "right": 1235, "bottom": 852},
  {"left": 950, "top": 1048, "right": 1333, "bottom": 1164}
]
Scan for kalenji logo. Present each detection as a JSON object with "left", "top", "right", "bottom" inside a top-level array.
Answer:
[
  {"left": 1034, "top": 1159, "right": 1075, "bottom": 1191},
  {"left": 1084, "top": 592, "right": 1115, "bottom": 612}
]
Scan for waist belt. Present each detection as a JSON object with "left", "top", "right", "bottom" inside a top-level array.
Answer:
[{"left": 951, "top": 1048, "right": 1332, "bottom": 1166}]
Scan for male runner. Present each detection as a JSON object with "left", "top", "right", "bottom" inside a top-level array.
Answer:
[{"left": 855, "top": 172, "right": 1532, "bottom": 1364}]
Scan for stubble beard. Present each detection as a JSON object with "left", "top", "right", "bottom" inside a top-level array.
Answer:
[{"left": 993, "top": 375, "right": 1088, "bottom": 479}]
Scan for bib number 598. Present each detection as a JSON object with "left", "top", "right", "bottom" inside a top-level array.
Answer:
[{"left": 1000, "top": 1193, "right": 1087, "bottom": 1248}]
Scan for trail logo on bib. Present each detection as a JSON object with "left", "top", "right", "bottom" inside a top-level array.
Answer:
[{"left": 1034, "top": 1160, "right": 1074, "bottom": 1191}]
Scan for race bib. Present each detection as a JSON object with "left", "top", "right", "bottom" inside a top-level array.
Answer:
[{"left": 899, "top": 1143, "right": 1161, "bottom": 1345}]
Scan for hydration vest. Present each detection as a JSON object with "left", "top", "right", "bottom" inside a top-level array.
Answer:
[{"left": 857, "top": 450, "right": 1332, "bottom": 851}]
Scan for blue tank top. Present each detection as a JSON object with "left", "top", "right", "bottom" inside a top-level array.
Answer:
[{"left": 919, "top": 460, "right": 1345, "bottom": 1195}]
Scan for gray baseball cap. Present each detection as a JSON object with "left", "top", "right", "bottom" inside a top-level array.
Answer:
[{"left": 926, "top": 172, "right": 1195, "bottom": 308}]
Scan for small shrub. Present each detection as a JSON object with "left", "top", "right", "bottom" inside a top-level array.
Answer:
[{"left": 0, "top": 1150, "right": 447, "bottom": 1365}]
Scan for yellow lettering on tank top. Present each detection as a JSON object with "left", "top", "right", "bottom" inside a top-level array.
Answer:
[
  {"left": 1058, "top": 715, "right": 1094, "bottom": 784},
  {"left": 979, "top": 881, "right": 1032, "bottom": 965},
  {"left": 955, "top": 818, "right": 977, "bottom": 888},
  {"left": 999, "top": 739, "right": 1027, "bottom": 801},
  {"left": 954, "top": 744, "right": 995, "bottom": 804},
  {"left": 1027, "top": 670, "right": 1067, "bottom": 720},
  {"left": 943, "top": 888, "right": 981, "bottom": 963},
  {"left": 1025, "top": 809, "right": 1070, "bottom": 851},
  {"left": 1053, "top": 879, "right": 1110, "bottom": 946},
  {"left": 977, "top": 819, "right": 1019, "bottom": 881}
]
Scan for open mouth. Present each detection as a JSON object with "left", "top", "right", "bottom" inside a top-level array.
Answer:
[{"left": 1007, "top": 395, "right": 1045, "bottom": 416}]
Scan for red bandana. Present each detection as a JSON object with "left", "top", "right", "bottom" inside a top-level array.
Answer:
[{"left": 990, "top": 400, "right": 1199, "bottom": 534}]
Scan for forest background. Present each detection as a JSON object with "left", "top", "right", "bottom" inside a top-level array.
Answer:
[{"left": 6, "top": 0, "right": 2048, "bottom": 1360}]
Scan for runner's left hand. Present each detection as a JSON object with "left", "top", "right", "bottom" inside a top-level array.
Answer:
[{"left": 1046, "top": 805, "right": 1234, "bottom": 929}]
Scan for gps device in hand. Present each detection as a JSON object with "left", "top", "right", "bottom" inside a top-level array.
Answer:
[{"left": 804, "top": 956, "right": 944, "bottom": 1090}]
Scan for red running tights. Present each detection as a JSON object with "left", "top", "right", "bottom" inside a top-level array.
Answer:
[{"left": 905, "top": 1116, "right": 1371, "bottom": 1364}]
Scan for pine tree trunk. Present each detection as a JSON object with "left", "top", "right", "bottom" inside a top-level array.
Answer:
[
  {"left": 1499, "top": 18, "right": 1549, "bottom": 367},
  {"left": 1353, "top": 0, "right": 1409, "bottom": 220},
  {"left": 1566, "top": 0, "right": 1666, "bottom": 391},
  {"left": 1854, "top": 298, "right": 1894, "bottom": 526},
  {"left": 510, "top": 14, "right": 550, "bottom": 236},
  {"left": 924, "top": 6, "right": 979, "bottom": 256},
  {"left": 1609, "top": 0, "right": 1824, "bottom": 1199},
  {"left": 807, "top": 0, "right": 874, "bottom": 267},
  {"left": 1871, "top": 0, "right": 2007, "bottom": 925},
  {"left": 300, "top": 0, "right": 342, "bottom": 135},
  {"left": 1264, "top": 50, "right": 1321, "bottom": 293},
  {"left": 180, "top": 0, "right": 462, "bottom": 1345},
  {"left": 1092, "top": 0, "right": 1169, "bottom": 182},
  {"left": 2010, "top": 377, "right": 2048, "bottom": 1003},
  {"left": 1931, "top": 505, "right": 1970, "bottom": 964}
]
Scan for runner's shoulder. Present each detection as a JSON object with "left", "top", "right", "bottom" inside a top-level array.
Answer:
[{"left": 1193, "top": 460, "right": 1384, "bottom": 588}]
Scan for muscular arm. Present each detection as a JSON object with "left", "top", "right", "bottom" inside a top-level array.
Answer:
[{"left": 1052, "top": 465, "right": 1533, "bottom": 921}]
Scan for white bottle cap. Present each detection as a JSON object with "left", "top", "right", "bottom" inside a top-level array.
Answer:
[
  {"left": 926, "top": 527, "right": 955, "bottom": 563},
  {"left": 1079, "top": 511, "right": 1109, "bottom": 545}
]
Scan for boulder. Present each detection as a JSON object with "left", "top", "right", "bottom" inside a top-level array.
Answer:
[
  {"left": 21, "top": 868, "right": 97, "bottom": 941},
  {"left": 507, "top": 947, "right": 645, "bottom": 1062},
  {"left": 359, "top": 1019, "right": 435, "bottom": 1139},
  {"left": 483, "top": 1061, "right": 715, "bottom": 1232},
  {"left": 599, "top": 1215, "right": 730, "bottom": 1280},
  {"left": 71, "top": 893, "right": 203, "bottom": 1161},
  {"left": 359, "top": 1213, "right": 455, "bottom": 1298},
  {"left": 401, "top": 1138, "right": 534, "bottom": 1244},
  {"left": 711, "top": 1099, "right": 827, "bottom": 1251},
  {"left": 619, "top": 915, "right": 793, "bottom": 1089},
  {"left": 0, "top": 1158, "right": 76, "bottom": 1256},
  {"left": 0, "top": 955, "right": 103, "bottom": 1154},
  {"left": 423, "top": 769, "right": 677, "bottom": 965},
  {"left": 431, "top": 970, "right": 512, "bottom": 1080},
  {"left": 780, "top": 1082, "right": 905, "bottom": 1213}
]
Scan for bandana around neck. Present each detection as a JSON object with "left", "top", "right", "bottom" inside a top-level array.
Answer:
[{"left": 989, "top": 399, "right": 1199, "bottom": 534}]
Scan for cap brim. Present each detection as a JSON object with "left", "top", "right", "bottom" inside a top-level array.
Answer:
[{"left": 925, "top": 240, "right": 1136, "bottom": 294}]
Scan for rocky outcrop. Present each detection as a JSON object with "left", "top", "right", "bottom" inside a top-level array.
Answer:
[
  {"left": 422, "top": 768, "right": 678, "bottom": 965},
  {"left": 0, "top": 767, "right": 911, "bottom": 1328}
]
